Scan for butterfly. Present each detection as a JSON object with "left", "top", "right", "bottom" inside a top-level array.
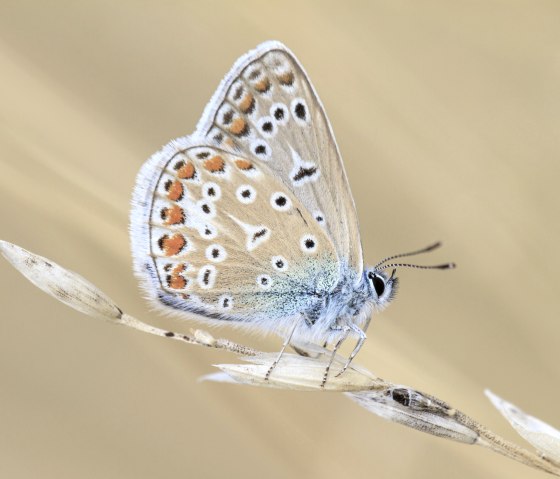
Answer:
[{"left": 130, "top": 41, "right": 453, "bottom": 385}]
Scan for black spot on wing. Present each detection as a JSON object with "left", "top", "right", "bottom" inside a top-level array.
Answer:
[
  {"left": 294, "top": 102, "right": 306, "bottom": 120},
  {"left": 253, "top": 229, "right": 267, "bottom": 241},
  {"left": 293, "top": 166, "right": 318, "bottom": 182}
]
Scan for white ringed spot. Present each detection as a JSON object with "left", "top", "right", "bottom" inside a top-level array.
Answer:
[
  {"left": 290, "top": 98, "right": 310, "bottom": 127},
  {"left": 256, "top": 274, "right": 273, "bottom": 290},
  {"left": 257, "top": 116, "right": 277, "bottom": 138},
  {"left": 197, "top": 265, "right": 217, "bottom": 289},
  {"left": 300, "top": 234, "right": 318, "bottom": 254},
  {"left": 250, "top": 139, "right": 271, "bottom": 160},
  {"left": 270, "top": 192, "right": 292, "bottom": 212},
  {"left": 271, "top": 255, "right": 288, "bottom": 271},
  {"left": 218, "top": 294, "right": 233, "bottom": 310},
  {"left": 205, "top": 244, "right": 227, "bottom": 263},
  {"left": 270, "top": 103, "right": 289, "bottom": 126},
  {"left": 196, "top": 199, "right": 216, "bottom": 218},
  {"left": 313, "top": 211, "right": 326, "bottom": 226},
  {"left": 202, "top": 182, "right": 221, "bottom": 201},
  {"left": 236, "top": 185, "right": 257, "bottom": 204},
  {"left": 198, "top": 224, "right": 218, "bottom": 240}
]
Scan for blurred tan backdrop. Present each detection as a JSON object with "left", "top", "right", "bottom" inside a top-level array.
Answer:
[{"left": 1, "top": 1, "right": 559, "bottom": 478}]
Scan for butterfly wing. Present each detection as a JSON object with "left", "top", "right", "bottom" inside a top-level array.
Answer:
[
  {"left": 131, "top": 139, "right": 341, "bottom": 335},
  {"left": 196, "top": 41, "right": 364, "bottom": 276}
]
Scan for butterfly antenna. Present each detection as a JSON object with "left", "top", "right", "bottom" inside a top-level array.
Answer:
[
  {"left": 378, "top": 262, "right": 456, "bottom": 271},
  {"left": 373, "top": 241, "right": 443, "bottom": 270}
]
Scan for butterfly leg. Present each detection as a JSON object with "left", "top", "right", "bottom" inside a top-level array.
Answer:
[
  {"left": 334, "top": 324, "right": 366, "bottom": 378},
  {"left": 321, "top": 326, "right": 351, "bottom": 388},
  {"left": 265, "top": 321, "right": 298, "bottom": 381}
]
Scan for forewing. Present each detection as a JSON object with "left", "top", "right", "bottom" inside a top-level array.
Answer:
[
  {"left": 196, "top": 41, "right": 363, "bottom": 276},
  {"left": 131, "top": 140, "right": 340, "bottom": 328}
]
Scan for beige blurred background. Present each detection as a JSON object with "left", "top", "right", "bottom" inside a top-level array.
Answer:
[{"left": 1, "top": 1, "right": 559, "bottom": 478}]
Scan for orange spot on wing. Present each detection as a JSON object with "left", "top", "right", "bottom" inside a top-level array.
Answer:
[
  {"left": 224, "top": 137, "right": 235, "bottom": 148},
  {"left": 235, "top": 159, "right": 253, "bottom": 170},
  {"left": 170, "top": 276, "right": 187, "bottom": 289},
  {"left": 255, "top": 77, "right": 271, "bottom": 93},
  {"left": 239, "top": 93, "right": 254, "bottom": 113},
  {"left": 164, "top": 204, "right": 185, "bottom": 225},
  {"left": 229, "top": 118, "right": 248, "bottom": 136},
  {"left": 160, "top": 233, "right": 186, "bottom": 256},
  {"left": 277, "top": 71, "right": 294, "bottom": 86},
  {"left": 168, "top": 263, "right": 187, "bottom": 289},
  {"left": 177, "top": 161, "right": 196, "bottom": 180},
  {"left": 203, "top": 155, "right": 225, "bottom": 173},
  {"left": 166, "top": 180, "right": 184, "bottom": 201},
  {"left": 172, "top": 263, "right": 186, "bottom": 274}
]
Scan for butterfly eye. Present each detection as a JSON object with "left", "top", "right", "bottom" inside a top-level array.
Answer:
[{"left": 368, "top": 272, "right": 386, "bottom": 297}]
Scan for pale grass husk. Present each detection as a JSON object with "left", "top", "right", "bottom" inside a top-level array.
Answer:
[
  {"left": 486, "top": 390, "right": 560, "bottom": 462},
  {"left": 214, "top": 352, "right": 385, "bottom": 391},
  {"left": 0, "top": 241, "right": 122, "bottom": 321},
  {"left": 1, "top": 240, "right": 559, "bottom": 476}
]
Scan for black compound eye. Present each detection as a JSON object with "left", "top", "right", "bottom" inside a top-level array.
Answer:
[{"left": 369, "top": 272, "right": 386, "bottom": 297}]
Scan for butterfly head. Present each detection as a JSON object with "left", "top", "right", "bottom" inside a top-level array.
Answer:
[
  {"left": 365, "top": 242, "right": 456, "bottom": 310},
  {"left": 365, "top": 268, "right": 398, "bottom": 309}
]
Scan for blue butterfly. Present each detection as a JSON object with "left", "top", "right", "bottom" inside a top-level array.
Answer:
[{"left": 130, "top": 41, "right": 453, "bottom": 385}]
